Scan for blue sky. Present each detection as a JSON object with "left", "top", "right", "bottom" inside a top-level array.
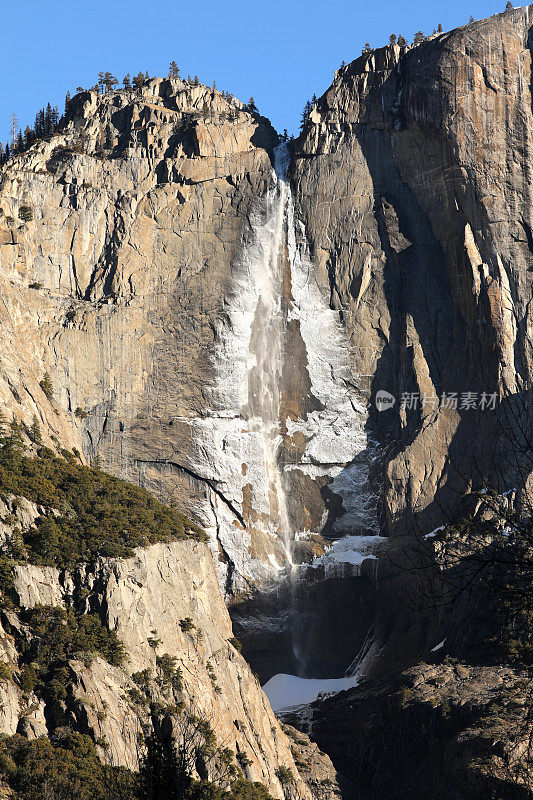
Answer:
[{"left": 1, "top": 0, "right": 510, "bottom": 142}]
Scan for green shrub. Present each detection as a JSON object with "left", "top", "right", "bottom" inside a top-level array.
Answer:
[
  {"left": 19, "top": 605, "right": 127, "bottom": 703},
  {"left": 74, "top": 407, "right": 88, "bottom": 419},
  {"left": 229, "top": 636, "right": 242, "bottom": 652},
  {"left": 0, "top": 438, "right": 205, "bottom": 568},
  {"left": 29, "top": 281, "right": 43, "bottom": 289},
  {"left": 180, "top": 617, "right": 195, "bottom": 633},
  {"left": 39, "top": 372, "right": 54, "bottom": 400},
  {"left": 0, "top": 731, "right": 138, "bottom": 800}
]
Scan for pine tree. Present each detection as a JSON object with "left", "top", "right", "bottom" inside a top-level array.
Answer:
[
  {"left": 102, "top": 72, "right": 118, "bottom": 93},
  {"left": 64, "top": 91, "right": 71, "bottom": 115},
  {"left": 39, "top": 372, "right": 54, "bottom": 400},
  {"left": 300, "top": 99, "right": 312, "bottom": 131},
  {"left": 506, "top": 1, "right": 513, "bottom": 9},
  {"left": 469, "top": 15, "right": 475, "bottom": 22},
  {"left": 362, "top": 42, "right": 371, "bottom": 53},
  {"left": 7, "top": 419, "right": 24, "bottom": 456},
  {"left": 397, "top": 35, "right": 407, "bottom": 46},
  {"left": 0, "top": 142, "right": 4, "bottom": 164},
  {"left": 132, "top": 72, "right": 145, "bottom": 89},
  {"left": 437, "top": 23, "right": 443, "bottom": 32},
  {"left": 246, "top": 97, "right": 257, "bottom": 113},
  {"left": 168, "top": 60, "right": 180, "bottom": 78},
  {"left": 23, "top": 126, "right": 33, "bottom": 149},
  {"left": 4, "top": 143, "right": 9, "bottom": 161},
  {"left": 413, "top": 30, "right": 425, "bottom": 45},
  {"left": 16, "top": 131, "right": 24, "bottom": 153},
  {"left": 97, "top": 72, "right": 105, "bottom": 93},
  {"left": 30, "top": 415, "right": 42, "bottom": 444},
  {"left": 389, "top": 33, "right": 397, "bottom": 44},
  {"left": 76, "top": 86, "right": 84, "bottom": 93},
  {"left": 123, "top": 73, "right": 131, "bottom": 89}
]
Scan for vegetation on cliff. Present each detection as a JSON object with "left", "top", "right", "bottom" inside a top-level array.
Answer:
[
  {"left": 0, "top": 418, "right": 205, "bottom": 575},
  {"left": 0, "top": 725, "right": 277, "bottom": 800}
]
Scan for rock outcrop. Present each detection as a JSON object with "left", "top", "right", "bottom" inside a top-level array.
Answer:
[
  {"left": 303, "top": 663, "right": 532, "bottom": 800},
  {"left": 292, "top": 5, "right": 533, "bottom": 670},
  {"left": 0, "top": 534, "right": 339, "bottom": 797}
]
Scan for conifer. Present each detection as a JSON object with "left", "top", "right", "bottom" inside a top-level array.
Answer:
[
  {"left": 30, "top": 415, "right": 42, "bottom": 444},
  {"left": 39, "top": 372, "right": 54, "bottom": 400}
]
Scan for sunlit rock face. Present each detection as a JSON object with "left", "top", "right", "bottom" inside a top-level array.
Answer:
[{"left": 0, "top": 79, "right": 379, "bottom": 606}]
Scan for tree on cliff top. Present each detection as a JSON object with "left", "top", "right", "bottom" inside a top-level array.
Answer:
[{"left": 168, "top": 60, "right": 180, "bottom": 78}]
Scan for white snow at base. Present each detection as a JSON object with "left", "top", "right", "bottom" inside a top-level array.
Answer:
[
  {"left": 424, "top": 526, "right": 445, "bottom": 539},
  {"left": 263, "top": 673, "right": 359, "bottom": 711}
]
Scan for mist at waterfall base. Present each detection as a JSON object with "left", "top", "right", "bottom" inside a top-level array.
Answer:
[{"left": 196, "top": 142, "right": 383, "bottom": 709}]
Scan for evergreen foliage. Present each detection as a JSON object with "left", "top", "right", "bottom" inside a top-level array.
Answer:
[
  {"left": 39, "top": 372, "right": 54, "bottom": 400},
  {"left": 0, "top": 731, "right": 138, "bottom": 800},
  {"left": 168, "top": 61, "right": 180, "bottom": 78},
  {"left": 0, "top": 434, "right": 205, "bottom": 571}
]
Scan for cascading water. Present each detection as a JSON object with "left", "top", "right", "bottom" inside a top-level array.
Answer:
[
  {"left": 244, "top": 145, "right": 294, "bottom": 570},
  {"left": 190, "top": 141, "right": 382, "bottom": 689}
]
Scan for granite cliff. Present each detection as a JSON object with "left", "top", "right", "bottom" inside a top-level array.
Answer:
[{"left": 0, "top": 5, "right": 531, "bottom": 799}]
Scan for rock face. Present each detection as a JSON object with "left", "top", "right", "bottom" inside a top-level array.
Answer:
[
  {"left": 5, "top": 537, "right": 326, "bottom": 797},
  {"left": 0, "top": 77, "right": 378, "bottom": 610},
  {"left": 0, "top": 9, "right": 532, "bottom": 797},
  {"left": 0, "top": 77, "right": 282, "bottom": 596},
  {"left": 305, "top": 663, "right": 532, "bottom": 800},
  {"left": 292, "top": 6, "right": 533, "bottom": 670}
]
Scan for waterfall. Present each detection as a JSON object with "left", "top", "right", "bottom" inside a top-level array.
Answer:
[
  {"left": 243, "top": 144, "right": 294, "bottom": 569},
  {"left": 190, "top": 142, "right": 380, "bottom": 654}
]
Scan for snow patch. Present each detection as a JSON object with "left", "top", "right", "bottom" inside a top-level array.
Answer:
[
  {"left": 263, "top": 673, "right": 359, "bottom": 712},
  {"left": 431, "top": 639, "right": 446, "bottom": 652},
  {"left": 424, "top": 526, "right": 445, "bottom": 539},
  {"left": 314, "top": 535, "right": 387, "bottom": 575}
]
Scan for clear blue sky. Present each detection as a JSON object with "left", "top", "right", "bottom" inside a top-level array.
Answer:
[{"left": 1, "top": 0, "right": 511, "bottom": 143}]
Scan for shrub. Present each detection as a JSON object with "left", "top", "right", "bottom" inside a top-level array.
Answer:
[
  {"left": 0, "top": 731, "right": 138, "bottom": 800},
  {"left": 156, "top": 653, "right": 182, "bottom": 693},
  {"left": 0, "top": 439, "right": 205, "bottom": 568},
  {"left": 74, "top": 407, "right": 88, "bottom": 419},
  {"left": 229, "top": 636, "right": 242, "bottom": 652},
  {"left": 29, "top": 281, "right": 43, "bottom": 289},
  {"left": 180, "top": 617, "right": 195, "bottom": 633},
  {"left": 39, "top": 372, "right": 54, "bottom": 400}
]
